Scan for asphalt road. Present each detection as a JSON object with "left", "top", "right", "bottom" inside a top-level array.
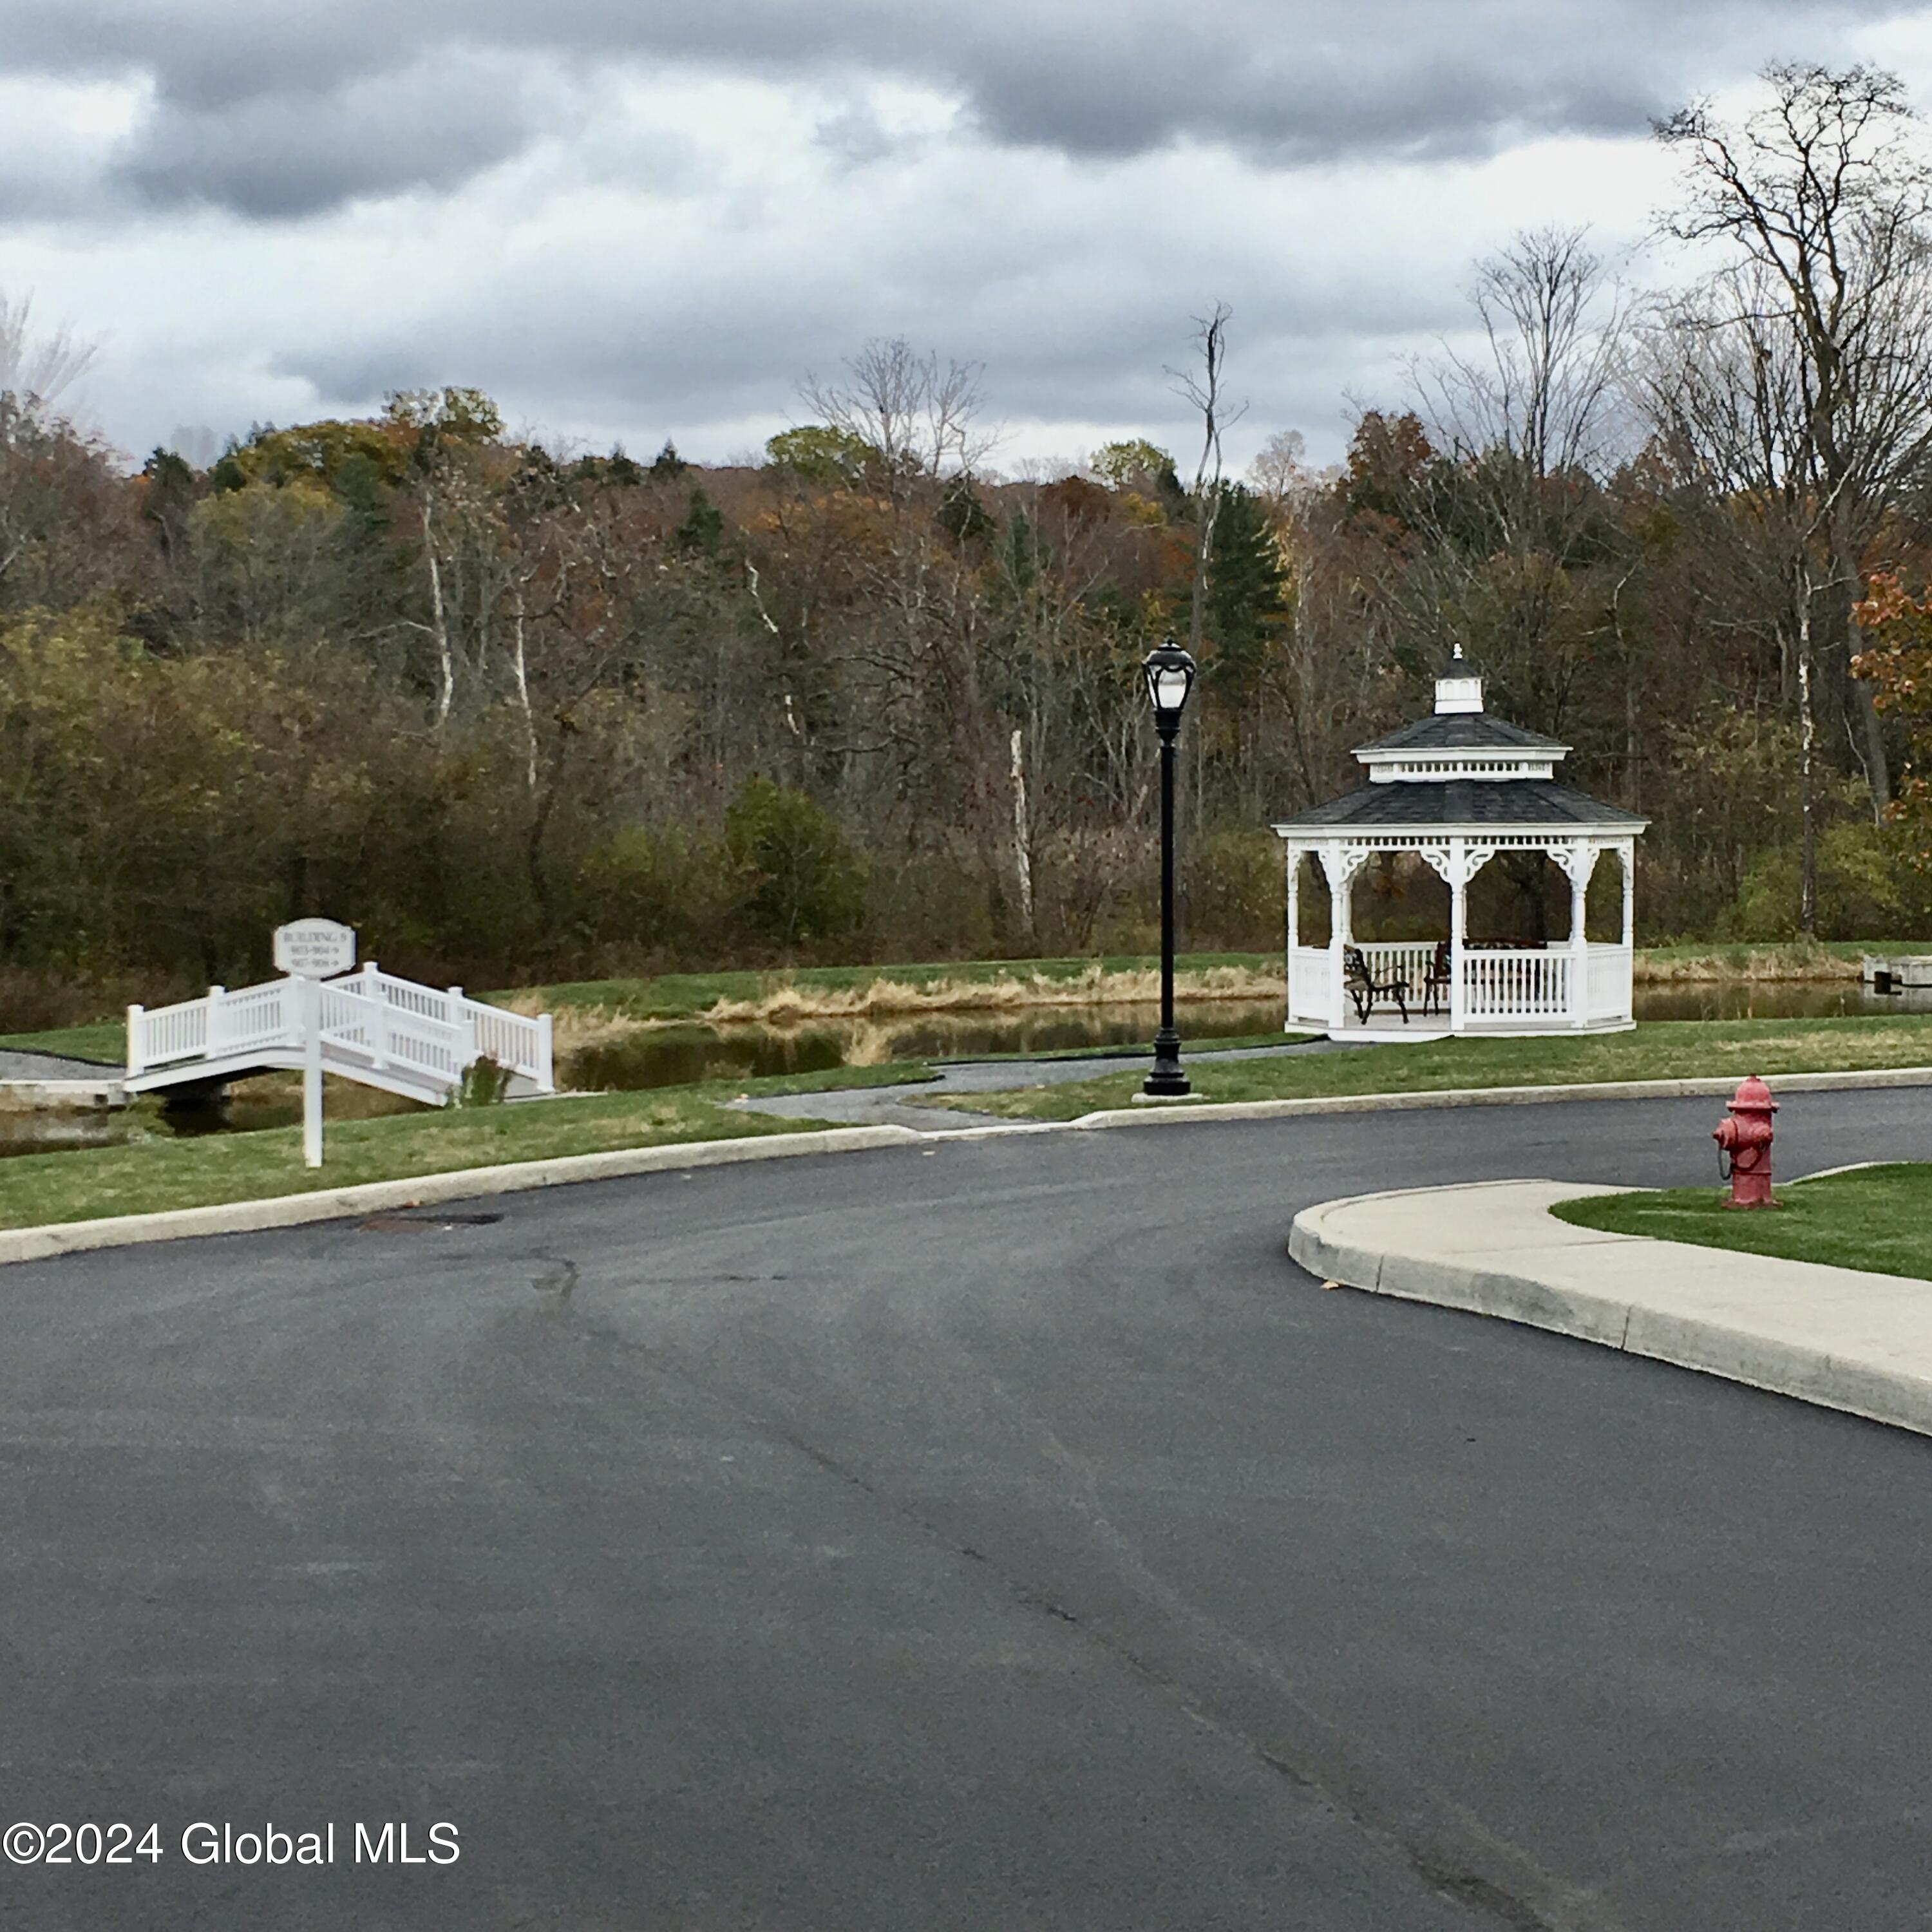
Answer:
[{"left": 6, "top": 1090, "right": 1932, "bottom": 1930}]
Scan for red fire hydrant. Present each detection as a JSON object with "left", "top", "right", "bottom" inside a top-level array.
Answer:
[{"left": 1714, "top": 1074, "right": 1778, "bottom": 1208}]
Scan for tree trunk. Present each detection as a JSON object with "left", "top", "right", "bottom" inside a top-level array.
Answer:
[
  {"left": 527, "top": 737, "right": 571, "bottom": 932},
  {"left": 1798, "top": 627, "right": 1817, "bottom": 937},
  {"left": 513, "top": 593, "right": 538, "bottom": 795},
  {"left": 1850, "top": 656, "right": 1891, "bottom": 819},
  {"left": 1009, "top": 726, "right": 1034, "bottom": 945},
  {"left": 1833, "top": 526, "right": 1890, "bottom": 814},
  {"left": 423, "top": 499, "right": 453, "bottom": 732}
]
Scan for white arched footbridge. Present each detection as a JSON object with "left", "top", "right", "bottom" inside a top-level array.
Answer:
[{"left": 126, "top": 965, "right": 555, "bottom": 1108}]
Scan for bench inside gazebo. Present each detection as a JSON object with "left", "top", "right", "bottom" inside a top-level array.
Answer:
[{"left": 1271, "top": 652, "right": 1648, "bottom": 1043}]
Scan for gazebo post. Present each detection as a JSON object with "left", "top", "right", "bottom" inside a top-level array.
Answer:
[
  {"left": 1568, "top": 840, "right": 1592, "bottom": 1030},
  {"left": 1284, "top": 843, "right": 1300, "bottom": 1023},
  {"left": 1325, "top": 841, "right": 1352, "bottom": 1029},
  {"left": 1620, "top": 839, "right": 1636, "bottom": 1025},
  {"left": 1448, "top": 835, "right": 1466, "bottom": 1035}
]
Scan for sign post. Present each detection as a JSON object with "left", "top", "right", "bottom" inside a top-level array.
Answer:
[
  {"left": 301, "top": 978, "right": 324, "bottom": 1169},
  {"left": 273, "top": 920, "right": 355, "bottom": 1170}
]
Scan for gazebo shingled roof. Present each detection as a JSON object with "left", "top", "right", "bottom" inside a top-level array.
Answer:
[
  {"left": 1352, "top": 712, "right": 1569, "bottom": 754},
  {"left": 1281, "top": 778, "right": 1647, "bottom": 831}
]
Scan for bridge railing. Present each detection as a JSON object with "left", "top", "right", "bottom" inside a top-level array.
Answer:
[
  {"left": 212, "top": 980, "right": 296, "bottom": 1058},
  {"left": 129, "top": 992, "right": 214, "bottom": 1072},
  {"left": 128, "top": 966, "right": 554, "bottom": 1096},
  {"left": 348, "top": 967, "right": 552, "bottom": 1091},
  {"left": 317, "top": 979, "right": 464, "bottom": 1090}
]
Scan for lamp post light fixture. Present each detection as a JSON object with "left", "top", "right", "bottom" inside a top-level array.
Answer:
[{"left": 1142, "top": 637, "right": 1197, "bottom": 1097}]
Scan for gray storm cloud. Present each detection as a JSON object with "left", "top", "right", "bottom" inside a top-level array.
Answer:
[
  {"left": 6, "top": 0, "right": 1913, "bottom": 471},
  {"left": 6, "top": 0, "right": 1904, "bottom": 215},
  {"left": 121, "top": 53, "right": 535, "bottom": 217}
]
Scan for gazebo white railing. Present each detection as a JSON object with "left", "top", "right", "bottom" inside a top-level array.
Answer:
[{"left": 1278, "top": 831, "right": 1641, "bottom": 1039}]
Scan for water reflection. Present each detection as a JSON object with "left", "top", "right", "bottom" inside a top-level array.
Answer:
[
  {"left": 560, "top": 1000, "right": 1289, "bottom": 1092},
  {"left": 0, "top": 1075, "right": 426, "bottom": 1160},
  {"left": 1630, "top": 981, "right": 1870, "bottom": 1021}
]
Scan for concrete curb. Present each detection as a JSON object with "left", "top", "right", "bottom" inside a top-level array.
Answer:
[
  {"left": 1289, "top": 1180, "right": 1932, "bottom": 1439},
  {"left": 8, "top": 1061, "right": 1932, "bottom": 1272},
  {"left": 0, "top": 1125, "right": 936, "bottom": 1267},
  {"left": 1070, "top": 1063, "right": 1932, "bottom": 1130}
]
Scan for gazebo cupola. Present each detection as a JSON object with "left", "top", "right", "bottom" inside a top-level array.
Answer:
[{"left": 1270, "top": 649, "right": 1649, "bottom": 1041}]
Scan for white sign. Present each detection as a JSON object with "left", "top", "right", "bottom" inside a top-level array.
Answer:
[{"left": 274, "top": 918, "right": 356, "bottom": 980}]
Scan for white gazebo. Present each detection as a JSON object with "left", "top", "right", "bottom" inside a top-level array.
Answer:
[{"left": 1273, "top": 652, "right": 1648, "bottom": 1041}]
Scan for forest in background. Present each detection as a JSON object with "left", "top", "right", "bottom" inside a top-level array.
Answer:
[{"left": 10, "top": 61, "right": 1932, "bottom": 1021}]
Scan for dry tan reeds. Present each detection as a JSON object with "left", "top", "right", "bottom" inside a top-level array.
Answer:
[
  {"left": 500, "top": 1001, "right": 645, "bottom": 1054},
  {"left": 504, "top": 963, "right": 1284, "bottom": 1054},
  {"left": 829, "top": 1019, "right": 907, "bottom": 1066},
  {"left": 697, "top": 964, "right": 1280, "bottom": 1027},
  {"left": 1631, "top": 947, "right": 1864, "bottom": 984}
]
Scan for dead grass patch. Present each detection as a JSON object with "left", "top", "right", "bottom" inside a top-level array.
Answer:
[
  {"left": 695, "top": 964, "right": 1279, "bottom": 1026},
  {"left": 504, "top": 963, "right": 1281, "bottom": 1046},
  {"left": 497, "top": 998, "right": 643, "bottom": 1054},
  {"left": 1633, "top": 945, "right": 1864, "bottom": 983}
]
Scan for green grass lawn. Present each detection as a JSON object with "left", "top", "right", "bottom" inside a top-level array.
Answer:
[
  {"left": 1634, "top": 939, "right": 1932, "bottom": 979},
  {"left": 918, "top": 1015, "right": 1932, "bottom": 1120},
  {"left": 0, "top": 1020, "right": 127, "bottom": 1064},
  {"left": 1552, "top": 1163, "right": 1932, "bottom": 1280},
  {"left": 0, "top": 1060, "right": 935, "bottom": 1232},
  {"left": 1639, "top": 938, "right": 1932, "bottom": 961}
]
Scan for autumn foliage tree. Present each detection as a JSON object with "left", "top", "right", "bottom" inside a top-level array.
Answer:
[{"left": 24, "top": 67, "right": 1932, "bottom": 1015}]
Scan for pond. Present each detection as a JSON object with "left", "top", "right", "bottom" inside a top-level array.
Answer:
[
  {"left": 1631, "top": 981, "right": 1872, "bottom": 1022},
  {"left": 0, "top": 998, "right": 1288, "bottom": 1159},
  {"left": 0, "top": 1070, "right": 435, "bottom": 1160},
  {"left": 558, "top": 997, "right": 1290, "bottom": 1092},
  {"left": 554, "top": 979, "right": 1911, "bottom": 1088},
  {"left": 3, "top": 978, "right": 1924, "bottom": 1159}
]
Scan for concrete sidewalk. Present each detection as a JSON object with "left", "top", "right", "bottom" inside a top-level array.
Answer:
[{"left": 1291, "top": 1179, "right": 1932, "bottom": 1439}]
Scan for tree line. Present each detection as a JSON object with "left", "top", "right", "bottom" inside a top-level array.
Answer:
[{"left": 7, "top": 61, "right": 1932, "bottom": 1019}]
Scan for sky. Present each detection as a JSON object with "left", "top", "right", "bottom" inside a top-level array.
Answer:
[{"left": 8, "top": 0, "right": 1932, "bottom": 475}]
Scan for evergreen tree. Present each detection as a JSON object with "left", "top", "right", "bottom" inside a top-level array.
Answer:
[{"left": 1204, "top": 482, "right": 1287, "bottom": 701}]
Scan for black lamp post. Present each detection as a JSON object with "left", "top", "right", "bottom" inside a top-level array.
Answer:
[{"left": 1142, "top": 637, "right": 1197, "bottom": 1097}]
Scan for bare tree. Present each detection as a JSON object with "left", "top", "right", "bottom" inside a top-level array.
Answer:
[
  {"left": 790, "top": 339, "right": 1023, "bottom": 933},
  {"left": 1412, "top": 225, "right": 1631, "bottom": 536},
  {"left": 1656, "top": 61, "right": 1932, "bottom": 811},
  {"left": 1641, "top": 262, "right": 1840, "bottom": 929},
  {"left": 800, "top": 338, "right": 996, "bottom": 502},
  {"left": 1160, "top": 305, "right": 1246, "bottom": 943},
  {"left": 1168, "top": 303, "right": 1245, "bottom": 656},
  {"left": 0, "top": 292, "right": 98, "bottom": 414},
  {"left": 1247, "top": 428, "right": 1316, "bottom": 516},
  {"left": 1394, "top": 228, "right": 1631, "bottom": 737}
]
